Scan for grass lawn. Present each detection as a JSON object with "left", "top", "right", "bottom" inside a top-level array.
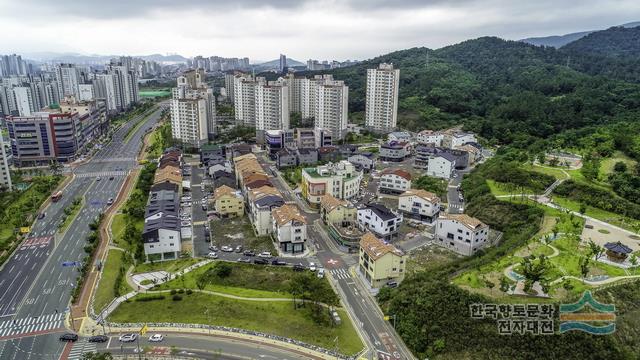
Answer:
[
  {"left": 211, "top": 217, "right": 276, "bottom": 255},
  {"left": 109, "top": 292, "right": 363, "bottom": 355},
  {"left": 281, "top": 166, "right": 303, "bottom": 187},
  {"left": 406, "top": 246, "right": 461, "bottom": 274},
  {"left": 599, "top": 151, "right": 637, "bottom": 178},
  {"left": 552, "top": 196, "right": 637, "bottom": 231},
  {"left": 486, "top": 180, "right": 535, "bottom": 196},
  {"left": 154, "top": 262, "right": 333, "bottom": 300},
  {"left": 94, "top": 250, "right": 132, "bottom": 314},
  {"left": 522, "top": 163, "right": 569, "bottom": 180},
  {"left": 133, "top": 258, "right": 199, "bottom": 274},
  {"left": 111, "top": 213, "right": 144, "bottom": 251}
]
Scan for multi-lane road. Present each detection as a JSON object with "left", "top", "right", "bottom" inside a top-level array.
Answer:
[{"left": 0, "top": 105, "right": 163, "bottom": 360}]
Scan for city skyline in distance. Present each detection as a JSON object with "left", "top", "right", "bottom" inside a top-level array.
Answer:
[{"left": 0, "top": 1, "right": 639, "bottom": 61}]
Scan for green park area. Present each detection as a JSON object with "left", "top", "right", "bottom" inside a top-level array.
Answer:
[
  {"left": 109, "top": 261, "right": 363, "bottom": 355},
  {"left": 0, "top": 176, "right": 62, "bottom": 254},
  {"left": 109, "top": 292, "right": 362, "bottom": 355},
  {"left": 94, "top": 249, "right": 132, "bottom": 313}
]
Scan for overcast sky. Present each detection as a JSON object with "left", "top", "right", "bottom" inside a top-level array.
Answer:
[{"left": 0, "top": 0, "right": 639, "bottom": 62}]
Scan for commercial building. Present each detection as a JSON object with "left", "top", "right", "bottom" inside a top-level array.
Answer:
[
  {"left": 271, "top": 204, "right": 307, "bottom": 254},
  {"left": 357, "top": 203, "right": 403, "bottom": 241},
  {"left": 378, "top": 168, "right": 412, "bottom": 195},
  {"left": 301, "top": 160, "right": 363, "bottom": 208},
  {"left": 398, "top": 189, "right": 440, "bottom": 224},
  {"left": 0, "top": 133, "right": 12, "bottom": 191},
  {"left": 436, "top": 213, "right": 489, "bottom": 256},
  {"left": 359, "top": 232, "right": 407, "bottom": 288},
  {"left": 365, "top": 63, "right": 399, "bottom": 133}
]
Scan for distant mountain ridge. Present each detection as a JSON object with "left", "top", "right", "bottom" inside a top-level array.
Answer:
[
  {"left": 561, "top": 25, "right": 640, "bottom": 57},
  {"left": 20, "top": 52, "right": 189, "bottom": 64},
  {"left": 520, "top": 21, "right": 640, "bottom": 48}
]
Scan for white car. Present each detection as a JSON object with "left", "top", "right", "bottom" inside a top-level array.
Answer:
[
  {"left": 207, "top": 252, "right": 218, "bottom": 259},
  {"left": 317, "top": 268, "right": 325, "bottom": 278},
  {"left": 309, "top": 262, "right": 317, "bottom": 271},
  {"left": 258, "top": 251, "right": 272, "bottom": 258},
  {"left": 221, "top": 246, "right": 234, "bottom": 252},
  {"left": 119, "top": 333, "right": 137, "bottom": 342},
  {"left": 149, "top": 334, "right": 164, "bottom": 342}
]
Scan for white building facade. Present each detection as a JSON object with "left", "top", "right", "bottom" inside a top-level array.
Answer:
[
  {"left": 365, "top": 63, "right": 400, "bottom": 132},
  {"left": 436, "top": 214, "right": 489, "bottom": 256}
]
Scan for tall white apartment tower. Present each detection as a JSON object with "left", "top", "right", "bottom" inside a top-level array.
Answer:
[
  {"left": 233, "top": 75, "right": 261, "bottom": 126},
  {"left": 315, "top": 80, "right": 348, "bottom": 140},
  {"left": 365, "top": 63, "right": 400, "bottom": 133},
  {"left": 169, "top": 73, "right": 215, "bottom": 148},
  {"left": 0, "top": 131, "right": 12, "bottom": 191},
  {"left": 255, "top": 81, "right": 289, "bottom": 132},
  {"left": 55, "top": 64, "right": 81, "bottom": 100}
]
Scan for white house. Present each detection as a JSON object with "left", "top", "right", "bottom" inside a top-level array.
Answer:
[
  {"left": 357, "top": 203, "right": 403, "bottom": 241},
  {"left": 436, "top": 213, "right": 489, "bottom": 256},
  {"left": 379, "top": 141, "right": 411, "bottom": 162},
  {"left": 416, "top": 130, "right": 443, "bottom": 146},
  {"left": 208, "top": 160, "right": 233, "bottom": 176},
  {"left": 378, "top": 169, "right": 412, "bottom": 195},
  {"left": 427, "top": 153, "right": 457, "bottom": 179},
  {"left": 398, "top": 189, "right": 441, "bottom": 223},
  {"left": 347, "top": 154, "right": 375, "bottom": 171},
  {"left": 142, "top": 213, "right": 181, "bottom": 261},
  {"left": 271, "top": 204, "right": 307, "bottom": 254},
  {"left": 442, "top": 131, "right": 477, "bottom": 149},
  {"left": 388, "top": 131, "right": 412, "bottom": 143}
]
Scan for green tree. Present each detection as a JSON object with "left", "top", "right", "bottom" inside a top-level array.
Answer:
[
  {"left": 49, "top": 160, "right": 63, "bottom": 176},
  {"left": 587, "top": 239, "right": 605, "bottom": 261},
  {"left": 214, "top": 262, "right": 233, "bottom": 278},
  {"left": 613, "top": 161, "right": 628, "bottom": 173},
  {"left": 520, "top": 255, "right": 550, "bottom": 293},
  {"left": 82, "top": 352, "right": 113, "bottom": 360},
  {"left": 579, "top": 256, "right": 590, "bottom": 281}
]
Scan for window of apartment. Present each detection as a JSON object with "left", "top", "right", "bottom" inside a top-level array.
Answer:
[{"left": 457, "top": 229, "right": 463, "bottom": 233}]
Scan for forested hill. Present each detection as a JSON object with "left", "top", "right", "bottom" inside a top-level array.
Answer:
[
  {"left": 561, "top": 25, "right": 640, "bottom": 57},
  {"left": 321, "top": 36, "right": 640, "bottom": 149}
]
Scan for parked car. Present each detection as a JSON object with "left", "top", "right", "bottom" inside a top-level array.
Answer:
[
  {"left": 258, "top": 251, "right": 272, "bottom": 259},
  {"left": 119, "top": 333, "right": 137, "bottom": 342},
  {"left": 149, "top": 334, "right": 164, "bottom": 342},
  {"left": 317, "top": 268, "right": 325, "bottom": 278},
  {"left": 88, "top": 335, "right": 108, "bottom": 343},
  {"left": 238, "top": 258, "right": 251, "bottom": 263},
  {"left": 293, "top": 263, "right": 305, "bottom": 272},
  {"left": 386, "top": 280, "right": 398, "bottom": 288},
  {"left": 253, "top": 258, "right": 269, "bottom": 265},
  {"left": 107, "top": 198, "right": 114, "bottom": 205},
  {"left": 271, "top": 259, "right": 287, "bottom": 266},
  {"left": 208, "top": 245, "right": 218, "bottom": 252},
  {"left": 59, "top": 333, "right": 78, "bottom": 342},
  {"left": 221, "top": 245, "right": 234, "bottom": 252},
  {"left": 207, "top": 252, "right": 218, "bottom": 259},
  {"left": 235, "top": 245, "right": 243, "bottom": 253},
  {"left": 309, "top": 262, "right": 317, "bottom": 271},
  {"left": 243, "top": 250, "right": 256, "bottom": 257}
]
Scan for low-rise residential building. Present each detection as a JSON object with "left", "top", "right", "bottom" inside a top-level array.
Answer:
[
  {"left": 318, "top": 146, "right": 341, "bottom": 162},
  {"left": 271, "top": 204, "right": 307, "bottom": 254},
  {"left": 436, "top": 213, "right": 489, "bottom": 256},
  {"left": 250, "top": 193, "right": 285, "bottom": 236},
  {"left": 427, "top": 153, "right": 457, "bottom": 179},
  {"left": 455, "top": 144, "right": 482, "bottom": 165},
  {"left": 357, "top": 203, "right": 403, "bottom": 241},
  {"left": 212, "top": 185, "right": 244, "bottom": 218},
  {"left": 359, "top": 232, "right": 407, "bottom": 288},
  {"left": 265, "top": 129, "right": 294, "bottom": 158},
  {"left": 276, "top": 148, "right": 297, "bottom": 169},
  {"left": 154, "top": 166, "right": 182, "bottom": 187},
  {"left": 378, "top": 169, "right": 412, "bottom": 195},
  {"left": 212, "top": 170, "right": 236, "bottom": 189},
  {"left": 143, "top": 181, "right": 181, "bottom": 262},
  {"left": 379, "top": 141, "right": 411, "bottom": 162},
  {"left": 398, "top": 189, "right": 440, "bottom": 223},
  {"left": 200, "top": 143, "right": 225, "bottom": 165},
  {"left": 347, "top": 153, "right": 375, "bottom": 172},
  {"left": 388, "top": 131, "right": 412, "bottom": 143},
  {"left": 208, "top": 160, "right": 233, "bottom": 176},
  {"left": 301, "top": 160, "right": 363, "bottom": 208},
  {"left": 442, "top": 131, "right": 477, "bottom": 149},
  {"left": 416, "top": 130, "right": 443, "bottom": 146},
  {"left": 320, "top": 194, "right": 357, "bottom": 225},
  {"left": 296, "top": 148, "right": 318, "bottom": 166}
]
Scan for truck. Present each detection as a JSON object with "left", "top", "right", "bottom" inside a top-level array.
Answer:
[{"left": 51, "top": 191, "right": 63, "bottom": 202}]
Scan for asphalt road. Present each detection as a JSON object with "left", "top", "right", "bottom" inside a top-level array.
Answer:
[
  {"left": 94, "top": 332, "right": 321, "bottom": 359},
  {"left": 0, "top": 105, "right": 163, "bottom": 360}
]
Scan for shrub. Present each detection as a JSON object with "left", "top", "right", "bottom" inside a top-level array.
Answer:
[
  {"left": 135, "top": 295, "right": 165, "bottom": 302},
  {"left": 170, "top": 289, "right": 177, "bottom": 295},
  {"left": 172, "top": 295, "right": 182, "bottom": 301},
  {"left": 186, "top": 289, "right": 193, "bottom": 295},
  {"left": 178, "top": 289, "right": 185, "bottom": 294}
]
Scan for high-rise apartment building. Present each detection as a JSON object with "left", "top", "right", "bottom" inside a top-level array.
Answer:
[
  {"left": 314, "top": 80, "right": 348, "bottom": 139},
  {"left": 233, "top": 74, "right": 262, "bottom": 126},
  {"left": 55, "top": 64, "right": 81, "bottom": 100},
  {"left": 279, "top": 54, "right": 287, "bottom": 73},
  {"left": 255, "top": 81, "right": 289, "bottom": 133},
  {"left": 365, "top": 63, "right": 400, "bottom": 133},
  {"left": 170, "top": 70, "right": 216, "bottom": 148}
]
